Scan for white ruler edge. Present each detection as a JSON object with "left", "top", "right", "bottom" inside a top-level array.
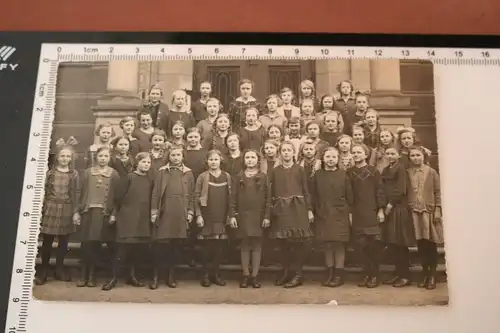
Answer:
[{"left": 6, "top": 42, "right": 500, "bottom": 333}]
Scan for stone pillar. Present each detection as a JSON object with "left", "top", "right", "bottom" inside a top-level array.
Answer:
[
  {"left": 370, "top": 60, "right": 401, "bottom": 92},
  {"left": 350, "top": 60, "right": 371, "bottom": 92},
  {"left": 157, "top": 60, "right": 194, "bottom": 109},
  {"left": 315, "top": 60, "right": 351, "bottom": 96},
  {"left": 92, "top": 61, "right": 142, "bottom": 142}
]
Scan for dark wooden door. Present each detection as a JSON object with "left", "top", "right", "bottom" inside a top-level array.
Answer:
[{"left": 193, "top": 60, "right": 315, "bottom": 110}]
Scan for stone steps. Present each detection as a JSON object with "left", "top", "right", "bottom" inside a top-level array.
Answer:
[{"left": 36, "top": 241, "right": 447, "bottom": 276}]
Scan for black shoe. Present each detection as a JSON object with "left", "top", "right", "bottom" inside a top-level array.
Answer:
[
  {"left": 54, "top": 265, "right": 71, "bottom": 282},
  {"left": 200, "top": 273, "right": 211, "bottom": 287},
  {"left": 393, "top": 277, "right": 411, "bottom": 288},
  {"left": 34, "top": 267, "right": 49, "bottom": 286},
  {"left": 284, "top": 274, "right": 303, "bottom": 288},
  {"left": 102, "top": 277, "right": 117, "bottom": 291},
  {"left": 166, "top": 268, "right": 177, "bottom": 288},
  {"left": 128, "top": 266, "right": 145, "bottom": 288},
  {"left": 250, "top": 276, "right": 261, "bottom": 288},
  {"left": 86, "top": 266, "right": 96, "bottom": 287},
  {"left": 76, "top": 265, "right": 88, "bottom": 287},
  {"left": 275, "top": 269, "right": 290, "bottom": 286},
  {"left": 418, "top": 276, "right": 430, "bottom": 288},
  {"left": 426, "top": 275, "right": 437, "bottom": 290},
  {"left": 322, "top": 267, "right": 334, "bottom": 287},
  {"left": 328, "top": 276, "right": 344, "bottom": 288},
  {"left": 239, "top": 275, "right": 249, "bottom": 288},
  {"left": 366, "top": 276, "right": 380, "bottom": 288},
  {"left": 149, "top": 268, "right": 159, "bottom": 290},
  {"left": 383, "top": 275, "right": 399, "bottom": 285},
  {"left": 358, "top": 275, "right": 371, "bottom": 287},
  {"left": 212, "top": 274, "right": 226, "bottom": 286}
]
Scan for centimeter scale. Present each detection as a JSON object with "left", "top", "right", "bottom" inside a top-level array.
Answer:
[{"left": 5, "top": 43, "right": 500, "bottom": 333}]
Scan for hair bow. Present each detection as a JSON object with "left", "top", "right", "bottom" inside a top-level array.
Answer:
[
  {"left": 55, "top": 136, "right": 78, "bottom": 148},
  {"left": 395, "top": 127, "right": 415, "bottom": 135},
  {"left": 354, "top": 90, "right": 371, "bottom": 96}
]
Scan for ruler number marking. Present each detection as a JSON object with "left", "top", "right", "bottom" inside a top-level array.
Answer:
[
  {"left": 320, "top": 49, "right": 329, "bottom": 55},
  {"left": 374, "top": 49, "right": 383, "bottom": 56},
  {"left": 347, "top": 49, "right": 355, "bottom": 56},
  {"left": 401, "top": 49, "right": 410, "bottom": 57},
  {"left": 241, "top": 48, "right": 246, "bottom": 54},
  {"left": 455, "top": 51, "right": 463, "bottom": 58}
]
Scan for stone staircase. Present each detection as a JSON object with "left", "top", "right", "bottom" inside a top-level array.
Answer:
[{"left": 35, "top": 241, "right": 447, "bottom": 281}]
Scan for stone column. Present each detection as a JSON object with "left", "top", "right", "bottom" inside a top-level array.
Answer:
[
  {"left": 315, "top": 60, "right": 351, "bottom": 96},
  {"left": 350, "top": 60, "right": 371, "bottom": 92},
  {"left": 370, "top": 60, "right": 401, "bottom": 92},
  {"left": 92, "top": 61, "right": 142, "bottom": 142},
  {"left": 157, "top": 60, "right": 194, "bottom": 109}
]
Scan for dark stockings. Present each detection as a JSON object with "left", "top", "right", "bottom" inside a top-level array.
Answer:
[
  {"left": 240, "top": 238, "right": 263, "bottom": 277},
  {"left": 387, "top": 244, "right": 410, "bottom": 279},
  {"left": 150, "top": 241, "right": 182, "bottom": 289},
  {"left": 102, "top": 243, "right": 145, "bottom": 290},
  {"left": 200, "top": 240, "right": 226, "bottom": 287},
  {"left": 276, "top": 239, "right": 310, "bottom": 287},
  {"left": 35, "top": 234, "right": 70, "bottom": 285},
  {"left": 357, "top": 236, "right": 382, "bottom": 287},
  {"left": 417, "top": 239, "right": 438, "bottom": 289},
  {"left": 76, "top": 241, "right": 101, "bottom": 287},
  {"left": 323, "top": 242, "right": 346, "bottom": 287}
]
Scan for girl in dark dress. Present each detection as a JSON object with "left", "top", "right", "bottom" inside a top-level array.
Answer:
[
  {"left": 195, "top": 150, "right": 232, "bottom": 287},
  {"left": 320, "top": 112, "right": 342, "bottom": 146},
  {"left": 196, "top": 97, "right": 220, "bottom": 142},
  {"left": 202, "top": 113, "right": 231, "bottom": 156},
  {"left": 228, "top": 79, "right": 262, "bottom": 132},
  {"left": 102, "top": 152, "right": 153, "bottom": 291},
  {"left": 369, "top": 129, "right": 396, "bottom": 173},
  {"left": 334, "top": 80, "right": 357, "bottom": 118},
  {"left": 260, "top": 139, "right": 280, "bottom": 175},
  {"left": 304, "top": 122, "right": 329, "bottom": 159},
  {"left": 352, "top": 126, "right": 372, "bottom": 160},
  {"left": 222, "top": 133, "right": 243, "bottom": 178},
  {"left": 407, "top": 146, "right": 443, "bottom": 290},
  {"left": 169, "top": 120, "right": 187, "bottom": 150},
  {"left": 85, "top": 123, "right": 114, "bottom": 168},
  {"left": 184, "top": 127, "right": 207, "bottom": 181},
  {"left": 183, "top": 127, "right": 207, "bottom": 266},
  {"left": 336, "top": 134, "right": 355, "bottom": 170},
  {"left": 280, "top": 87, "right": 301, "bottom": 121},
  {"left": 230, "top": 150, "right": 270, "bottom": 288},
  {"left": 119, "top": 116, "right": 141, "bottom": 157},
  {"left": 148, "top": 129, "right": 170, "bottom": 181},
  {"left": 134, "top": 111, "right": 155, "bottom": 152},
  {"left": 191, "top": 81, "right": 212, "bottom": 124},
  {"left": 76, "top": 147, "right": 121, "bottom": 288},
  {"left": 300, "top": 98, "right": 317, "bottom": 130},
  {"left": 348, "top": 144, "right": 387, "bottom": 288},
  {"left": 268, "top": 141, "right": 314, "bottom": 288},
  {"left": 397, "top": 127, "right": 432, "bottom": 169},
  {"left": 298, "top": 79, "right": 320, "bottom": 111},
  {"left": 259, "top": 94, "right": 288, "bottom": 131},
  {"left": 267, "top": 124, "right": 284, "bottom": 145},
  {"left": 285, "top": 117, "right": 305, "bottom": 161},
  {"left": 344, "top": 93, "right": 370, "bottom": 137},
  {"left": 140, "top": 85, "right": 169, "bottom": 128},
  {"left": 381, "top": 146, "right": 416, "bottom": 288},
  {"left": 109, "top": 137, "right": 136, "bottom": 178},
  {"left": 311, "top": 147, "right": 353, "bottom": 287},
  {"left": 35, "top": 139, "right": 80, "bottom": 285},
  {"left": 239, "top": 107, "right": 266, "bottom": 151},
  {"left": 363, "top": 109, "right": 382, "bottom": 148},
  {"left": 158, "top": 90, "right": 195, "bottom": 139},
  {"left": 150, "top": 148, "right": 195, "bottom": 289}
]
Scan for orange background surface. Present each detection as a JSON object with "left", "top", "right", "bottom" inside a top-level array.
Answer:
[{"left": 1, "top": 0, "right": 499, "bottom": 35}]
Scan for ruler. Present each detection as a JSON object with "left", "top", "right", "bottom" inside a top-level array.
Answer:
[{"left": 5, "top": 42, "right": 499, "bottom": 332}]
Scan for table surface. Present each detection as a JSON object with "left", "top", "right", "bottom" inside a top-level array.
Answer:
[{"left": 1, "top": 0, "right": 499, "bottom": 35}]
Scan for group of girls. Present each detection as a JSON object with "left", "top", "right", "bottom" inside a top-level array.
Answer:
[{"left": 35, "top": 78, "right": 443, "bottom": 292}]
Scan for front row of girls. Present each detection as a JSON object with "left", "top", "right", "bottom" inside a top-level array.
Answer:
[{"left": 36, "top": 124, "right": 442, "bottom": 291}]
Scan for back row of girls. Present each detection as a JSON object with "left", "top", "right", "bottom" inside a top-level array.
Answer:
[{"left": 36, "top": 78, "right": 442, "bottom": 291}]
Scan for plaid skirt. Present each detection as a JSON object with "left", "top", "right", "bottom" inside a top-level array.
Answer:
[{"left": 41, "top": 200, "right": 76, "bottom": 235}]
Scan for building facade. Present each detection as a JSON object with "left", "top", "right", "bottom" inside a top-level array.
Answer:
[{"left": 53, "top": 59, "right": 437, "bottom": 170}]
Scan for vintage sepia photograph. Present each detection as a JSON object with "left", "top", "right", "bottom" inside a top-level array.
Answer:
[{"left": 32, "top": 58, "right": 448, "bottom": 306}]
